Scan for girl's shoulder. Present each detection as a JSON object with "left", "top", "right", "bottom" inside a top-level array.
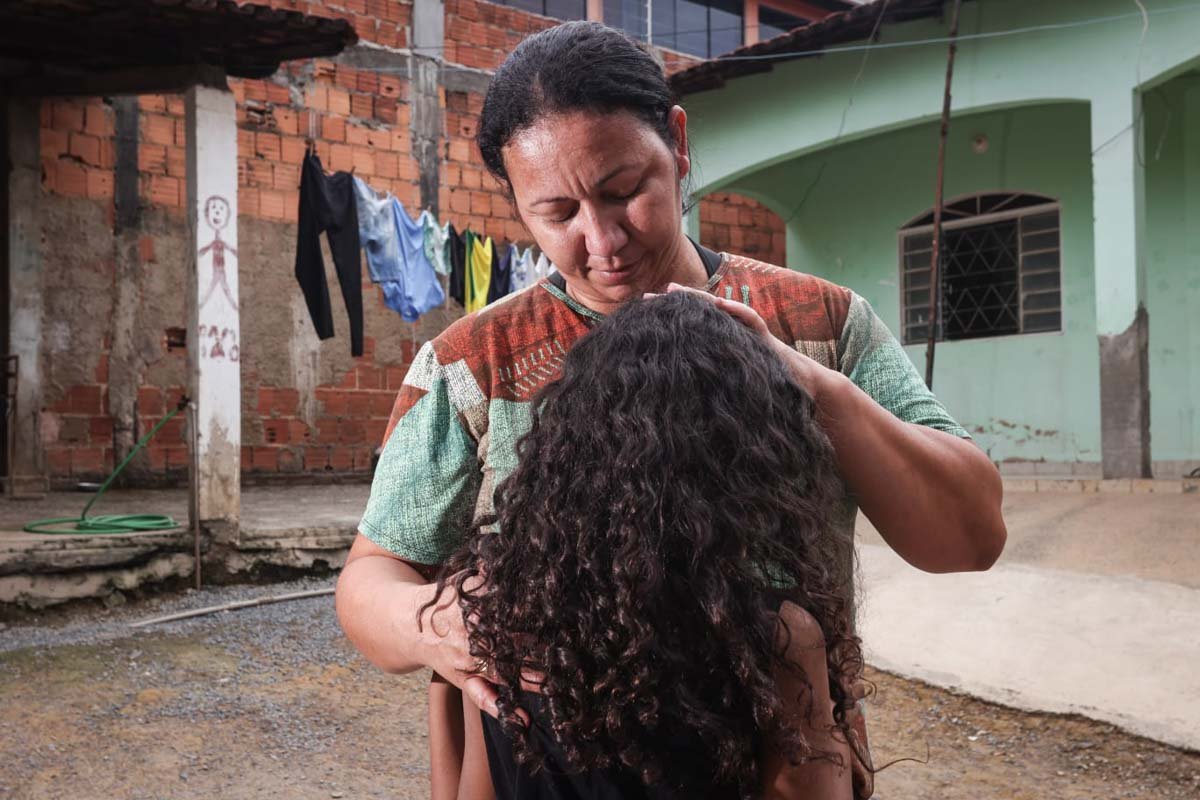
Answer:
[{"left": 774, "top": 601, "right": 828, "bottom": 662}]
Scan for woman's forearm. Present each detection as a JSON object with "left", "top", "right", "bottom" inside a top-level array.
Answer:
[
  {"left": 335, "top": 534, "right": 433, "bottom": 674},
  {"left": 804, "top": 361, "right": 1007, "bottom": 573}
]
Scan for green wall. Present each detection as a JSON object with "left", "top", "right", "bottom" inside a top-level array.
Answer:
[
  {"left": 1144, "top": 74, "right": 1200, "bottom": 467},
  {"left": 731, "top": 103, "right": 1101, "bottom": 466}
]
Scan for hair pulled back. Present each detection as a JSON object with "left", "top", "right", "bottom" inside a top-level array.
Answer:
[{"left": 477, "top": 21, "right": 677, "bottom": 192}]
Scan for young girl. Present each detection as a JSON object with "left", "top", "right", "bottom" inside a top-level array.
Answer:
[{"left": 428, "top": 292, "right": 865, "bottom": 799}]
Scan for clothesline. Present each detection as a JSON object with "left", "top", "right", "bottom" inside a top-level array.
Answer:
[{"left": 294, "top": 148, "right": 554, "bottom": 356}]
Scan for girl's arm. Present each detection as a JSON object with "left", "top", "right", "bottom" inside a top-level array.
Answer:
[
  {"left": 428, "top": 673, "right": 466, "bottom": 800},
  {"left": 760, "top": 603, "right": 854, "bottom": 800},
  {"left": 458, "top": 692, "right": 498, "bottom": 800}
]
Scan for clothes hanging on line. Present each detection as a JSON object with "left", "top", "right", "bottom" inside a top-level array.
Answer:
[
  {"left": 351, "top": 176, "right": 399, "bottom": 284},
  {"left": 446, "top": 223, "right": 467, "bottom": 306},
  {"left": 335, "top": 170, "right": 553, "bottom": 316},
  {"left": 509, "top": 245, "right": 536, "bottom": 292},
  {"left": 487, "top": 242, "right": 515, "bottom": 304},
  {"left": 420, "top": 211, "right": 450, "bottom": 277},
  {"left": 466, "top": 234, "right": 494, "bottom": 313},
  {"left": 296, "top": 151, "right": 364, "bottom": 357},
  {"left": 386, "top": 197, "right": 446, "bottom": 321}
]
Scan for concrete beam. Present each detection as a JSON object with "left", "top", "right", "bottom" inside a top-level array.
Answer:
[
  {"left": 1090, "top": 92, "right": 1151, "bottom": 478},
  {"left": 335, "top": 43, "right": 492, "bottom": 95},
  {"left": 6, "top": 98, "right": 46, "bottom": 495},
  {"left": 185, "top": 85, "right": 241, "bottom": 539}
]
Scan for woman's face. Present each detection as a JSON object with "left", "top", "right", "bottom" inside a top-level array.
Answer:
[{"left": 503, "top": 107, "right": 696, "bottom": 313}]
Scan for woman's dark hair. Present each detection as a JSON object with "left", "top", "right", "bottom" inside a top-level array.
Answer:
[
  {"left": 428, "top": 292, "right": 863, "bottom": 796},
  {"left": 477, "top": 21, "right": 678, "bottom": 193}
]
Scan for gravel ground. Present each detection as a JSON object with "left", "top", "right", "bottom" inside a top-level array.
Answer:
[{"left": 1, "top": 580, "right": 1198, "bottom": 800}]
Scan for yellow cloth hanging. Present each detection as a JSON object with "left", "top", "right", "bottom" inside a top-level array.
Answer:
[{"left": 467, "top": 235, "right": 495, "bottom": 313}]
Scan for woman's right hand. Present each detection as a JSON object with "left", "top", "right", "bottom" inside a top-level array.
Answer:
[
  {"left": 413, "top": 577, "right": 503, "bottom": 718},
  {"left": 336, "top": 534, "right": 501, "bottom": 717}
]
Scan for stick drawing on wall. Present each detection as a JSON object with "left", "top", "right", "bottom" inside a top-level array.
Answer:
[{"left": 198, "top": 195, "right": 238, "bottom": 312}]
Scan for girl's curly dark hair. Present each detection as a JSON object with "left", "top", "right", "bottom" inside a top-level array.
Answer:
[{"left": 432, "top": 291, "right": 862, "bottom": 796}]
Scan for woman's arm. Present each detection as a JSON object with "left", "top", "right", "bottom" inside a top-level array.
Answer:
[
  {"left": 335, "top": 534, "right": 501, "bottom": 711},
  {"left": 780, "top": 347, "right": 1005, "bottom": 573},
  {"left": 760, "top": 604, "right": 854, "bottom": 800},
  {"left": 690, "top": 289, "right": 1006, "bottom": 574}
]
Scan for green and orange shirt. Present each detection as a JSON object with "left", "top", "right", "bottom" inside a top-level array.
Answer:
[{"left": 360, "top": 250, "right": 969, "bottom": 565}]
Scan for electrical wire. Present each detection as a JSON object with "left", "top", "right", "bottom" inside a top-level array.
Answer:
[{"left": 782, "top": 0, "right": 890, "bottom": 225}]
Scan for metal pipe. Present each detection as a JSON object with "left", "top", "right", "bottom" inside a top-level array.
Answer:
[{"left": 187, "top": 400, "right": 202, "bottom": 590}]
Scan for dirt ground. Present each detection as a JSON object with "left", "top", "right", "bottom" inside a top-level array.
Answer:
[{"left": 1, "top": 581, "right": 1197, "bottom": 800}]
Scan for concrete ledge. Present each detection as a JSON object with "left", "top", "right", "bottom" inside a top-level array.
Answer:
[
  {"left": 1004, "top": 478, "right": 1200, "bottom": 494},
  {"left": 0, "top": 529, "right": 189, "bottom": 576}
]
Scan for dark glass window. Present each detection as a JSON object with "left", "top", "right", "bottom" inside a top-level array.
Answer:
[
  {"left": 758, "top": 5, "right": 809, "bottom": 41},
  {"left": 900, "top": 194, "right": 1062, "bottom": 343},
  {"left": 649, "top": 0, "right": 743, "bottom": 58},
  {"left": 491, "top": 0, "right": 586, "bottom": 21},
  {"left": 604, "top": 0, "right": 649, "bottom": 41}
]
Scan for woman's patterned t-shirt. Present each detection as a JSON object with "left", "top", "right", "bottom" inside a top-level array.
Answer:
[{"left": 359, "top": 252, "right": 969, "bottom": 565}]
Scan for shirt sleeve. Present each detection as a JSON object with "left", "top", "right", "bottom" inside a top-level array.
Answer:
[
  {"left": 837, "top": 292, "right": 971, "bottom": 439},
  {"left": 358, "top": 343, "right": 481, "bottom": 565}
]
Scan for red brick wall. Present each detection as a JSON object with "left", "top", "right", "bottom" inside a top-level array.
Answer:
[
  {"left": 34, "top": 0, "right": 783, "bottom": 484},
  {"left": 699, "top": 192, "right": 786, "bottom": 266}
]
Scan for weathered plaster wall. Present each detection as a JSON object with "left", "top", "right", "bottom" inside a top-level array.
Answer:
[
  {"left": 733, "top": 103, "right": 1103, "bottom": 468},
  {"left": 1143, "top": 73, "right": 1200, "bottom": 476}
]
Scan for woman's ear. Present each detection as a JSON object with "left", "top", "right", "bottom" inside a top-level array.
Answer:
[{"left": 668, "top": 105, "right": 691, "bottom": 180}]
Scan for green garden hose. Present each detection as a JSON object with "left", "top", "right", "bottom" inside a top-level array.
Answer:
[{"left": 23, "top": 401, "right": 188, "bottom": 535}]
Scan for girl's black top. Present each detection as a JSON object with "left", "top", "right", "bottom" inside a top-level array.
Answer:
[{"left": 481, "top": 692, "right": 741, "bottom": 800}]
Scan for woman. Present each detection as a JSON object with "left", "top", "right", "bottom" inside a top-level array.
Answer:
[
  {"left": 336, "top": 20, "right": 1006, "bottom": 799},
  {"left": 439, "top": 292, "right": 860, "bottom": 799}
]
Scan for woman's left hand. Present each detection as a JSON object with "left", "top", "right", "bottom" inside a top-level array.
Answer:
[{"left": 655, "top": 283, "right": 839, "bottom": 402}]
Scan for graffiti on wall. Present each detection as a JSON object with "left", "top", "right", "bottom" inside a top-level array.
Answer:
[
  {"left": 198, "top": 195, "right": 239, "bottom": 313},
  {"left": 197, "top": 195, "right": 239, "bottom": 361}
]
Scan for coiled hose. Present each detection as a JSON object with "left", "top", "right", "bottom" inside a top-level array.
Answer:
[{"left": 23, "top": 402, "right": 186, "bottom": 535}]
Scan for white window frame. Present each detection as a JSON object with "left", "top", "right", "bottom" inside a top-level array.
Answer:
[{"left": 897, "top": 193, "right": 1064, "bottom": 345}]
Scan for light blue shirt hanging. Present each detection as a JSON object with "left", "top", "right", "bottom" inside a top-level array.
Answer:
[
  {"left": 389, "top": 197, "right": 445, "bottom": 322},
  {"left": 351, "top": 177, "right": 400, "bottom": 285}
]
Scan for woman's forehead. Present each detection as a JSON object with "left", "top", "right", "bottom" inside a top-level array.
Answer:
[{"left": 503, "top": 111, "right": 665, "bottom": 191}]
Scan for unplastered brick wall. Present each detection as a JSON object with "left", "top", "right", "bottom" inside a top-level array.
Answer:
[
  {"left": 699, "top": 192, "right": 786, "bottom": 267},
  {"left": 36, "top": 0, "right": 438, "bottom": 485},
  {"left": 33, "top": 0, "right": 782, "bottom": 486}
]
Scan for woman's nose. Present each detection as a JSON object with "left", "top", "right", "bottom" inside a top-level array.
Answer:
[{"left": 578, "top": 204, "right": 629, "bottom": 260}]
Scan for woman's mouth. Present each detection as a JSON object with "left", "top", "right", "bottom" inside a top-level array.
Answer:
[{"left": 590, "top": 258, "right": 640, "bottom": 285}]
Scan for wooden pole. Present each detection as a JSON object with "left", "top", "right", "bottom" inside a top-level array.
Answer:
[{"left": 924, "top": 0, "right": 964, "bottom": 389}]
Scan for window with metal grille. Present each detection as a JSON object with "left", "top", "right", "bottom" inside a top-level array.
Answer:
[{"left": 899, "top": 193, "right": 1062, "bottom": 344}]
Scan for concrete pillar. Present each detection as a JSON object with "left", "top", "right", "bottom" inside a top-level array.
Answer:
[
  {"left": 6, "top": 98, "right": 46, "bottom": 495},
  {"left": 1091, "top": 92, "right": 1151, "bottom": 479},
  {"left": 412, "top": 0, "right": 444, "bottom": 214},
  {"left": 744, "top": 0, "right": 760, "bottom": 46},
  {"left": 185, "top": 84, "right": 240, "bottom": 538},
  {"left": 108, "top": 97, "right": 143, "bottom": 472}
]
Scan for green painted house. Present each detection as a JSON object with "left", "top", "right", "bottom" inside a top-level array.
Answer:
[{"left": 672, "top": 0, "right": 1200, "bottom": 480}]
